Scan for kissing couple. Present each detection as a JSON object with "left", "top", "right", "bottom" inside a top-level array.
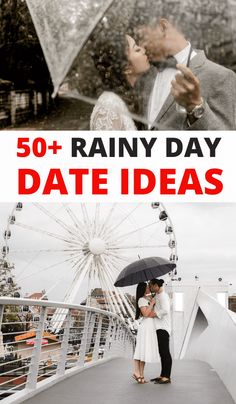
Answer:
[
  {"left": 132, "top": 279, "right": 172, "bottom": 385},
  {"left": 90, "top": 15, "right": 236, "bottom": 130}
]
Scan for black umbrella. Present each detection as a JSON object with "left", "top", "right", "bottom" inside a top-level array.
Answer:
[{"left": 114, "top": 257, "right": 176, "bottom": 287}]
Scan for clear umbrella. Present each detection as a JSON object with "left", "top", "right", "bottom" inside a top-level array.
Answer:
[
  {"left": 25, "top": 0, "right": 115, "bottom": 96},
  {"left": 25, "top": 0, "right": 155, "bottom": 97},
  {"left": 24, "top": 0, "right": 236, "bottom": 129}
]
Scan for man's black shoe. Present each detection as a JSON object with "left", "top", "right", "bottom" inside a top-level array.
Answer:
[
  {"left": 155, "top": 378, "right": 171, "bottom": 384},
  {"left": 150, "top": 377, "right": 161, "bottom": 382}
]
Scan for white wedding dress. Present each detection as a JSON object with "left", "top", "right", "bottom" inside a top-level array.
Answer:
[
  {"left": 133, "top": 297, "right": 159, "bottom": 363},
  {"left": 90, "top": 91, "right": 137, "bottom": 130}
]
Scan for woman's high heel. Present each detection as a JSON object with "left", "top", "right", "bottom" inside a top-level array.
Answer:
[
  {"left": 132, "top": 374, "right": 141, "bottom": 383},
  {"left": 140, "top": 377, "right": 148, "bottom": 384}
]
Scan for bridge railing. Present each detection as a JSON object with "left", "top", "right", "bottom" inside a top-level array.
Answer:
[{"left": 0, "top": 297, "right": 135, "bottom": 403}]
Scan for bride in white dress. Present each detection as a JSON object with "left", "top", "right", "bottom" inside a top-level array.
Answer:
[
  {"left": 133, "top": 282, "right": 159, "bottom": 384},
  {"left": 90, "top": 32, "right": 150, "bottom": 130}
]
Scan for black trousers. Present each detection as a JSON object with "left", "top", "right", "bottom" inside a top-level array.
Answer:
[{"left": 156, "top": 329, "right": 172, "bottom": 379}]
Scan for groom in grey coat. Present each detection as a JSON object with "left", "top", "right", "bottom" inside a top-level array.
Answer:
[{"left": 136, "top": 18, "right": 236, "bottom": 130}]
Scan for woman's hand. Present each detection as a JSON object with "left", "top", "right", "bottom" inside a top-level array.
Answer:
[
  {"left": 140, "top": 306, "right": 157, "bottom": 318},
  {"left": 150, "top": 298, "right": 156, "bottom": 307}
]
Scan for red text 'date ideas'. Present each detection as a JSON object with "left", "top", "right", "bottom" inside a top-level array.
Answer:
[{"left": 18, "top": 168, "right": 223, "bottom": 196}]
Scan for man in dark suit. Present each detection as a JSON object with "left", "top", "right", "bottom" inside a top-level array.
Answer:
[{"left": 136, "top": 18, "right": 236, "bottom": 130}]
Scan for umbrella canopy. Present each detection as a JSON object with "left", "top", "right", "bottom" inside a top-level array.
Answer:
[
  {"left": 114, "top": 257, "right": 176, "bottom": 287},
  {"left": 25, "top": 0, "right": 115, "bottom": 96},
  {"left": 22, "top": 0, "right": 236, "bottom": 100},
  {"left": 25, "top": 0, "right": 144, "bottom": 96}
]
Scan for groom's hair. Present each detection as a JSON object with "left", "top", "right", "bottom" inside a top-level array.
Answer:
[
  {"left": 149, "top": 279, "right": 165, "bottom": 287},
  {"left": 130, "top": 1, "right": 186, "bottom": 36},
  {"left": 129, "top": 5, "right": 159, "bottom": 30}
]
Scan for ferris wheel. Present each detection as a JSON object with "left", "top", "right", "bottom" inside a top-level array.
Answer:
[{"left": 2, "top": 202, "right": 178, "bottom": 329}]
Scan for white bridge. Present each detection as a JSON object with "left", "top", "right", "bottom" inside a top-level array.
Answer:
[{"left": 0, "top": 286, "right": 236, "bottom": 403}]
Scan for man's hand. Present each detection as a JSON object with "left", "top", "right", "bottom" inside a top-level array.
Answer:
[{"left": 171, "top": 64, "right": 202, "bottom": 112}]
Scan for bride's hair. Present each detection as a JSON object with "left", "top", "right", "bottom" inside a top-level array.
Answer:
[
  {"left": 135, "top": 282, "right": 147, "bottom": 320},
  {"left": 91, "top": 30, "right": 139, "bottom": 116},
  {"left": 92, "top": 32, "right": 128, "bottom": 90}
]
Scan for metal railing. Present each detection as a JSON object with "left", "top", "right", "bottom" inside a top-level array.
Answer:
[{"left": 0, "top": 297, "right": 135, "bottom": 403}]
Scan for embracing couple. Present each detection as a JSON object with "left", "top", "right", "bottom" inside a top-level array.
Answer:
[
  {"left": 133, "top": 279, "right": 172, "bottom": 385},
  {"left": 90, "top": 15, "right": 236, "bottom": 130}
]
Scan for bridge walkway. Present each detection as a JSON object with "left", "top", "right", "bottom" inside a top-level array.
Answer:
[{"left": 25, "top": 359, "right": 235, "bottom": 404}]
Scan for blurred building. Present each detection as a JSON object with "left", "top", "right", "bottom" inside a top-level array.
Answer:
[
  {"left": 26, "top": 290, "right": 48, "bottom": 301},
  {"left": 14, "top": 331, "right": 60, "bottom": 361},
  {"left": 82, "top": 288, "right": 135, "bottom": 317},
  {"left": 19, "top": 291, "right": 53, "bottom": 328}
]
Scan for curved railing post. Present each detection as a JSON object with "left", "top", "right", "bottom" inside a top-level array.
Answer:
[
  {"left": 104, "top": 318, "right": 112, "bottom": 358},
  {"left": 26, "top": 306, "right": 46, "bottom": 391},
  {"left": 111, "top": 321, "right": 118, "bottom": 355},
  {"left": 0, "top": 304, "right": 4, "bottom": 361},
  {"left": 77, "top": 311, "right": 91, "bottom": 367},
  {"left": 87, "top": 313, "right": 95, "bottom": 355},
  {"left": 117, "top": 323, "right": 123, "bottom": 355},
  {"left": 57, "top": 310, "right": 72, "bottom": 377},
  {"left": 0, "top": 304, "right": 4, "bottom": 325},
  {"left": 93, "top": 315, "right": 102, "bottom": 361}
]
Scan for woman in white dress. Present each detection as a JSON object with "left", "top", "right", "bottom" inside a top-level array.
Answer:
[
  {"left": 133, "top": 282, "right": 159, "bottom": 384},
  {"left": 90, "top": 31, "right": 150, "bottom": 130}
]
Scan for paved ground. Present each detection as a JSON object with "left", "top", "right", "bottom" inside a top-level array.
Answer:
[
  {"left": 25, "top": 359, "right": 235, "bottom": 404},
  {"left": 5, "top": 96, "right": 92, "bottom": 131}
]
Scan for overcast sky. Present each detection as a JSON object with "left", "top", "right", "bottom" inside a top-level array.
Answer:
[{"left": 0, "top": 203, "right": 236, "bottom": 302}]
